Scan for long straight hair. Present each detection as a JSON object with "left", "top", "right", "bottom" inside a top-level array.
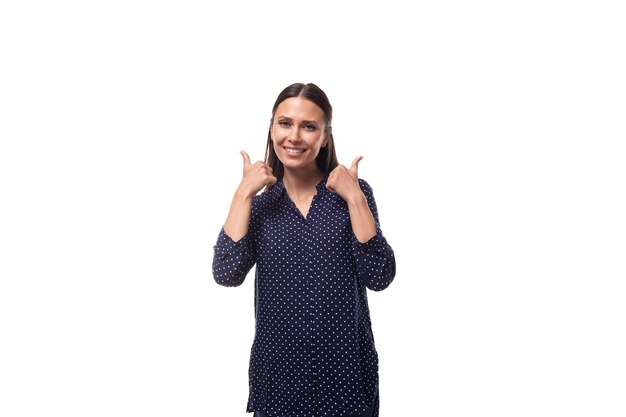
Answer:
[{"left": 264, "top": 83, "right": 339, "bottom": 181}]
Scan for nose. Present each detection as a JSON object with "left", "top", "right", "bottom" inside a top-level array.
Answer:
[{"left": 288, "top": 129, "right": 302, "bottom": 143}]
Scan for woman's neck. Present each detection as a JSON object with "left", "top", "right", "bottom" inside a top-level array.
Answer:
[{"left": 282, "top": 167, "right": 324, "bottom": 199}]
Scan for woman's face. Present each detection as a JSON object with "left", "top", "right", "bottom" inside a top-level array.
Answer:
[{"left": 270, "top": 97, "right": 328, "bottom": 173}]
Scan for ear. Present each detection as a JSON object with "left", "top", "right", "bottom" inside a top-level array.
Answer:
[{"left": 323, "top": 126, "right": 332, "bottom": 148}]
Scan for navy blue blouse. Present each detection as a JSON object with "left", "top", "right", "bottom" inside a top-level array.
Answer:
[{"left": 212, "top": 174, "right": 396, "bottom": 417}]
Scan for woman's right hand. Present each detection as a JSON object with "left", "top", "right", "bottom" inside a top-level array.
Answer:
[{"left": 237, "top": 150, "right": 277, "bottom": 198}]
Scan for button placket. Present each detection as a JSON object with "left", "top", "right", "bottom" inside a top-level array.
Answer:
[{"left": 303, "top": 218, "right": 319, "bottom": 407}]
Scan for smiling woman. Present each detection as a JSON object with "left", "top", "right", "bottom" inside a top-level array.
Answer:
[{"left": 212, "top": 83, "right": 396, "bottom": 417}]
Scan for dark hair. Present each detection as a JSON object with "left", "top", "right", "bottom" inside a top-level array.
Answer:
[{"left": 264, "top": 83, "right": 339, "bottom": 181}]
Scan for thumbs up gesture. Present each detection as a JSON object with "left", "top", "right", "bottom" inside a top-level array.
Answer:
[
  {"left": 238, "top": 150, "right": 277, "bottom": 199},
  {"left": 326, "top": 156, "right": 364, "bottom": 202}
]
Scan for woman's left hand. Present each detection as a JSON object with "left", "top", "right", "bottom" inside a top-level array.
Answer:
[{"left": 326, "top": 156, "right": 365, "bottom": 202}]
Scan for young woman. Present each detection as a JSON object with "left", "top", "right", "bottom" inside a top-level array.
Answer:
[{"left": 213, "top": 83, "right": 396, "bottom": 417}]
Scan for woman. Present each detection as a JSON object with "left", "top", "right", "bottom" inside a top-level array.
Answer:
[{"left": 212, "top": 83, "right": 396, "bottom": 417}]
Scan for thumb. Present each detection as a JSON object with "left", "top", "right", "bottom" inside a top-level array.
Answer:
[
  {"left": 240, "top": 150, "right": 251, "bottom": 166},
  {"left": 350, "top": 155, "right": 363, "bottom": 173}
]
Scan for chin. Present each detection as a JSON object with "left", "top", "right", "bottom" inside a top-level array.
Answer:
[{"left": 281, "top": 159, "right": 315, "bottom": 170}]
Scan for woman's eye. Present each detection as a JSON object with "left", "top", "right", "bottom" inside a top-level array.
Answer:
[
  {"left": 279, "top": 121, "right": 291, "bottom": 127},
  {"left": 303, "top": 124, "right": 316, "bottom": 131}
]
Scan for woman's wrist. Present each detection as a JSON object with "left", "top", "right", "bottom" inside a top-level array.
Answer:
[
  {"left": 345, "top": 190, "right": 367, "bottom": 207},
  {"left": 234, "top": 185, "right": 255, "bottom": 201}
]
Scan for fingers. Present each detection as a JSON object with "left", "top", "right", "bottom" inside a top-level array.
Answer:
[
  {"left": 240, "top": 150, "right": 251, "bottom": 166},
  {"left": 350, "top": 155, "right": 363, "bottom": 173},
  {"left": 261, "top": 165, "right": 274, "bottom": 179},
  {"left": 326, "top": 169, "right": 336, "bottom": 193}
]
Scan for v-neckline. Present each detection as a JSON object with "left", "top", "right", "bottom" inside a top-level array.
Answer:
[
  {"left": 285, "top": 190, "right": 318, "bottom": 220},
  {"left": 279, "top": 174, "right": 327, "bottom": 221}
]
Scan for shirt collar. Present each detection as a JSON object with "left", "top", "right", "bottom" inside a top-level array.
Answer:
[{"left": 267, "top": 174, "right": 329, "bottom": 200}]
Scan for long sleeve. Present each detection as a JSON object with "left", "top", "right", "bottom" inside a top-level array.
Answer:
[
  {"left": 351, "top": 179, "right": 396, "bottom": 291},
  {"left": 212, "top": 227, "right": 256, "bottom": 287},
  {"left": 212, "top": 198, "right": 259, "bottom": 287}
]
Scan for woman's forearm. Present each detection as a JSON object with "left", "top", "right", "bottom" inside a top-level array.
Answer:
[
  {"left": 346, "top": 192, "right": 377, "bottom": 243},
  {"left": 222, "top": 187, "right": 254, "bottom": 242}
]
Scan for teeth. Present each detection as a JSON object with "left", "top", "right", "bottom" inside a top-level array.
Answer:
[{"left": 285, "top": 148, "right": 305, "bottom": 153}]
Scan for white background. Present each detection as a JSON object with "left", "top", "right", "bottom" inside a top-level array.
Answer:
[{"left": 1, "top": 1, "right": 625, "bottom": 416}]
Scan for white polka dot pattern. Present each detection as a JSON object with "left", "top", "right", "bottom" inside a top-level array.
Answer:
[{"left": 213, "top": 175, "right": 396, "bottom": 417}]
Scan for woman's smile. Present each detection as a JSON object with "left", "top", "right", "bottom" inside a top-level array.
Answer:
[{"left": 283, "top": 146, "right": 306, "bottom": 156}]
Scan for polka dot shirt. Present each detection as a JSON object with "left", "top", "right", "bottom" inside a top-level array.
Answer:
[{"left": 212, "top": 175, "right": 396, "bottom": 417}]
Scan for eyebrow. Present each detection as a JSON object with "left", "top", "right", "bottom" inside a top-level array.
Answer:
[{"left": 275, "top": 116, "right": 321, "bottom": 125}]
